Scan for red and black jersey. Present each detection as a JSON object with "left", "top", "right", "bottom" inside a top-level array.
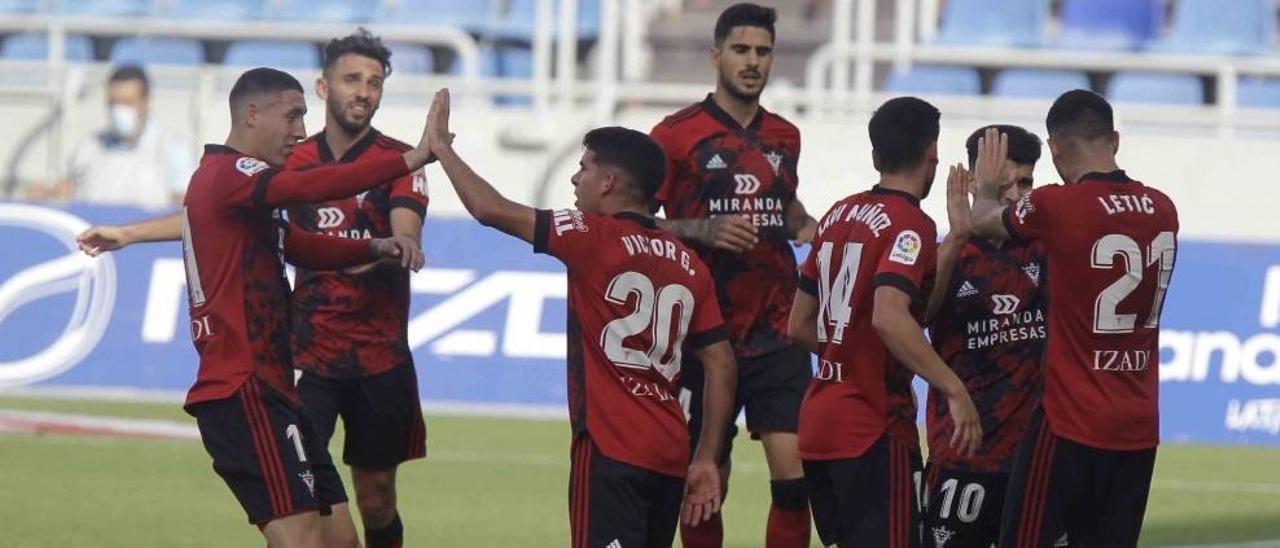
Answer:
[
  {"left": 650, "top": 95, "right": 800, "bottom": 358},
  {"left": 181, "top": 144, "right": 411, "bottom": 407},
  {"left": 926, "top": 239, "right": 1047, "bottom": 473},
  {"left": 796, "top": 186, "right": 937, "bottom": 460},
  {"left": 1003, "top": 171, "right": 1179, "bottom": 450},
  {"left": 534, "top": 209, "right": 726, "bottom": 478},
  {"left": 284, "top": 130, "right": 429, "bottom": 379}
]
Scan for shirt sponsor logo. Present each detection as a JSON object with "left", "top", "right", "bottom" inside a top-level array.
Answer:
[
  {"left": 991, "top": 294, "right": 1021, "bottom": 315},
  {"left": 764, "top": 150, "right": 783, "bottom": 175},
  {"left": 235, "top": 157, "right": 270, "bottom": 176},
  {"left": 315, "top": 207, "right": 345, "bottom": 229},
  {"left": 889, "top": 230, "right": 922, "bottom": 265},
  {"left": 705, "top": 153, "right": 727, "bottom": 170},
  {"left": 1014, "top": 193, "right": 1034, "bottom": 223},
  {"left": 733, "top": 173, "right": 762, "bottom": 195},
  {"left": 957, "top": 280, "right": 978, "bottom": 298}
]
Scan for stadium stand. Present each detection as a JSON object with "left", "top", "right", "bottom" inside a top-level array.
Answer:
[
  {"left": 55, "top": 0, "right": 152, "bottom": 16},
  {"left": 109, "top": 36, "right": 204, "bottom": 67},
  {"left": 933, "top": 0, "right": 1048, "bottom": 47},
  {"left": 883, "top": 65, "right": 981, "bottom": 96},
  {"left": 0, "top": 33, "right": 94, "bottom": 61},
  {"left": 1108, "top": 71, "right": 1205, "bottom": 105},
  {"left": 223, "top": 40, "right": 320, "bottom": 69},
  {"left": 1238, "top": 77, "right": 1280, "bottom": 109},
  {"left": 376, "top": 0, "right": 494, "bottom": 34},
  {"left": 0, "top": 0, "right": 43, "bottom": 13},
  {"left": 159, "top": 0, "right": 263, "bottom": 21},
  {"left": 992, "top": 69, "right": 1093, "bottom": 99},
  {"left": 387, "top": 42, "right": 435, "bottom": 75},
  {"left": 1151, "top": 0, "right": 1274, "bottom": 55},
  {"left": 266, "top": 0, "right": 370, "bottom": 23},
  {"left": 1055, "top": 0, "right": 1162, "bottom": 50}
]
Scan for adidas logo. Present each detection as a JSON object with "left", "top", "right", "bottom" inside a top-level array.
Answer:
[
  {"left": 705, "top": 154, "right": 727, "bottom": 169},
  {"left": 606, "top": 540, "right": 623, "bottom": 548},
  {"left": 956, "top": 280, "right": 978, "bottom": 298}
]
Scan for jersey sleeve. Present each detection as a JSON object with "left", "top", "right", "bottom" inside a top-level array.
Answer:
[
  {"left": 281, "top": 221, "right": 374, "bottom": 270},
  {"left": 533, "top": 208, "right": 597, "bottom": 268},
  {"left": 219, "top": 155, "right": 410, "bottom": 210},
  {"left": 872, "top": 214, "right": 937, "bottom": 300},
  {"left": 686, "top": 272, "right": 728, "bottom": 349},
  {"left": 648, "top": 122, "right": 682, "bottom": 207},
  {"left": 389, "top": 168, "right": 429, "bottom": 217},
  {"left": 1002, "top": 184, "right": 1066, "bottom": 242}
]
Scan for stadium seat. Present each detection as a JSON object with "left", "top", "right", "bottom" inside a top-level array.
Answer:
[
  {"left": 161, "top": 0, "right": 263, "bottom": 20},
  {"left": 1055, "top": 0, "right": 1161, "bottom": 50},
  {"left": 387, "top": 43, "right": 434, "bottom": 74},
  {"left": 993, "top": 69, "right": 1091, "bottom": 99},
  {"left": 110, "top": 37, "right": 204, "bottom": 66},
  {"left": 267, "top": 0, "right": 369, "bottom": 23},
  {"left": 452, "top": 46, "right": 533, "bottom": 105},
  {"left": 489, "top": 0, "right": 601, "bottom": 41},
  {"left": 377, "top": 0, "right": 494, "bottom": 33},
  {"left": 883, "top": 65, "right": 981, "bottom": 96},
  {"left": 1107, "top": 72, "right": 1204, "bottom": 105},
  {"left": 1151, "top": 0, "right": 1274, "bottom": 55},
  {"left": 0, "top": 0, "right": 45, "bottom": 13},
  {"left": 933, "top": 0, "right": 1048, "bottom": 47},
  {"left": 55, "top": 0, "right": 152, "bottom": 16},
  {"left": 0, "top": 33, "right": 94, "bottom": 61},
  {"left": 224, "top": 40, "right": 320, "bottom": 70},
  {"left": 1237, "top": 77, "right": 1280, "bottom": 109}
]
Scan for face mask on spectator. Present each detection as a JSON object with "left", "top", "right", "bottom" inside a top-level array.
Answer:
[{"left": 109, "top": 104, "right": 141, "bottom": 138}]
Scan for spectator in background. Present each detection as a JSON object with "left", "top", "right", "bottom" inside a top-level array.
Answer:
[{"left": 45, "top": 64, "right": 194, "bottom": 209}]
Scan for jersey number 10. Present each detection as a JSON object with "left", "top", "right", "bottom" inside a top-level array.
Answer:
[{"left": 1092, "top": 231, "right": 1176, "bottom": 334}]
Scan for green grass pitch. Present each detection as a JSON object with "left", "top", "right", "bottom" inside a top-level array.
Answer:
[{"left": 0, "top": 396, "right": 1277, "bottom": 547}]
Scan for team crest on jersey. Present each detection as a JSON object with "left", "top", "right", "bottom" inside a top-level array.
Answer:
[
  {"left": 1014, "top": 193, "right": 1035, "bottom": 223},
  {"left": 1023, "top": 262, "right": 1041, "bottom": 285},
  {"left": 552, "top": 209, "right": 588, "bottom": 236},
  {"left": 889, "top": 230, "right": 922, "bottom": 265},
  {"left": 235, "top": 157, "right": 270, "bottom": 176},
  {"left": 764, "top": 150, "right": 783, "bottom": 176},
  {"left": 705, "top": 153, "right": 728, "bottom": 170},
  {"left": 931, "top": 526, "right": 956, "bottom": 547}
]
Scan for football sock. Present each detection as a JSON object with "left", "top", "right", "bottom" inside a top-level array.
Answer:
[
  {"left": 680, "top": 511, "right": 724, "bottom": 548},
  {"left": 365, "top": 512, "right": 403, "bottom": 548},
  {"left": 766, "top": 478, "right": 811, "bottom": 548}
]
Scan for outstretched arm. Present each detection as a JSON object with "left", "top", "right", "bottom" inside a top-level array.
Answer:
[
  {"left": 77, "top": 212, "right": 182, "bottom": 256},
  {"left": 427, "top": 89, "right": 537, "bottom": 243},
  {"left": 926, "top": 164, "right": 975, "bottom": 322},
  {"left": 970, "top": 127, "right": 1012, "bottom": 240}
]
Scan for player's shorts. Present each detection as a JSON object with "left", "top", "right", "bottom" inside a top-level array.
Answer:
[
  {"left": 999, "top": 408, "right": 1155, "bottom": 548},
  {"left": 568, "top": 434, "right": 683, "bottom": 548},
  {"left": 922, "top": 465, "right": 1008, "bottom": 548},
  {"left": 680, "top": 344, "right": 812, "bottom": 464},
  {"left": 186, "top": 377, "right": 347, "bottom": 526},
  {"left": 298, "top": 360, "right": 427, "bottom": 471},
  {"left": 803, "top": 435, "right": 922, "bottom": 548}
]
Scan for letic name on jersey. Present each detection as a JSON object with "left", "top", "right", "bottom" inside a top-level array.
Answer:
[
  {"left": 1098, "top": 194, "right": 1156, "bottom": 215},
  {"left": 322, "top": 228, "right": 374, "bottom": 240},
  {"left": 819, "top": 201, "right": 892, "bottom": 238},
  {"left": 707, "top": 196, "right": 785, "bottom": 228},
  {"left": 619, "top": 375, "right": 676, "bottom": 402},
  {"left": 966, "top": 309, "right": 1046, "bottom": 350},
  {"left": 814, "top": 359, "right": 844, "bottom": 383},
  {"left": 1093, "top": 350, "right": 1152, "bottom": 372},
  {"left": 620, "top": 235, "right": 695, "bottom": 274}
]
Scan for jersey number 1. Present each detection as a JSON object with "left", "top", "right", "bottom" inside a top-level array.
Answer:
[
  {"left": 815, "top": 241, "right": 865, "bottom": 345},
  {"left": 1092, "top": 231, "right": 1176, "bottom": 334},
  {"left": 600, "top": 271, "right": 695, "bottom": 381}
]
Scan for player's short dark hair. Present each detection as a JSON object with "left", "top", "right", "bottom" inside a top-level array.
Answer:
[
  {"left": 1046, "top": 89, "right": 1114, "bottom": 141},
  {"left": 582, "top": 126, "right": 667, "bottom": 201},
  {"left": 323, "top": 27, "right": 392, "bottom": 77},
  {"left": 965, "top": 124, "right": 1042, "bottom": 169},
  {"left": 229, "top": 67, "right": 304, "bottom": 112},
  {"left": 868, "top": 96, "right": 940, "bottom": 173},
  {"left": 108, "top": 64, "right": 149, "bottom": 97},
  {"left": 714, "top": 3, "right": 777, "bottom": 46}
]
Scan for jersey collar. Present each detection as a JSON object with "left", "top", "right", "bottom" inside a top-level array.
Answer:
[
  {"left": 315, "top": 127, "right": 382, "bottom": 163},
  {"left": 701, "top": 94, "right": 765, "bottom": 133},
  {"left": 613, "top": 210, "right": 658, "bottom": 229},
  {"left": 870, "top": 185, "right": 921, "bottom": 208},
  {"left": 1079, "top": 170, "right": 1134, "bottom": 184},
  {"left": 203, "top": 144, "right": 243, "bottom": 156}
]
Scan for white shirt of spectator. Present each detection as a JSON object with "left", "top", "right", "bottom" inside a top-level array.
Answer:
[{"left": 65, "top": 119, "right": 195, "bottom": 210}]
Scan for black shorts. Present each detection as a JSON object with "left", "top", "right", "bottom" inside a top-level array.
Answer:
[
  {"left": 680, "top": 344, "right": 812, "bottom": 462},
  {"left": 803, "top": 435, "right": 923, "bottom": 548},
  {"left": 922, "top": 465, "right": 1008, "bottom": 548},
  {"left": 568, "top": 435, "right": 683, "bottom": 548},
  {"left": 1000, "top": 408, "right": 1155, "bottom": 548},
  {"left": 298, "top": 361, "right": 427, "bottom": 471},
  {"left": 186, "top": 378, "right": 347, "bottom": 526}
]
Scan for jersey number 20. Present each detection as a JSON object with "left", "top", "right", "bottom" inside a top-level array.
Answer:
[{"left": 600, "top": 271, "right": 695, "bottom": 381}]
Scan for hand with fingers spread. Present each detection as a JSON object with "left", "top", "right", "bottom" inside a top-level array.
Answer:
[
  {"left": 701, "top": 215, "right": 759, "bottom": 253},
  {"left": 945, "top": 163, "right": 975, "bottom": 239},
  {"left": 77, "top": 226, "right": 131, "bottom": 256},
  {"left": 371, "top": 236, "right": 425, "bottom": 271},
  {"left": 947, "top": 390, "right": 983, "bottom": 457},
  {"left": 681, "top": 461, "right": 723, "bottom": 527},
  {"left": 973, "top": 126, "right": 1009, "bottom": 197},
  {"left": 427, "top": 88, "right": 456, "bottom": 157}
]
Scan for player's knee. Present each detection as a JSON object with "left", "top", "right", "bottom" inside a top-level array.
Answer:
[{"left": 769, "top": 477, "right": 808, "bottom": 511}]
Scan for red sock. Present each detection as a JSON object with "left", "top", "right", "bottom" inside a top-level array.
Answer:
[
  {"left": 765, "top": 503, "right": 811, "bottom": 548},
  {"left": 680, "top": 512, "right": 724, "bottom": 548}
]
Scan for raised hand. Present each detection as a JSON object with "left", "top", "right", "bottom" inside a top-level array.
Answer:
[
  {"left": 946, "top": 163, "right": 975, "bottom": 238},
  {"left": 427, "top": 88, "right": 455, "bottom": 156},
  {"left": 973, "top": 126, "right": 1009, "bottom": 196},
  {"left": 681, "top": 461, "right": 723, "bottom": 527},
  {"left": 77, "top": 226, "right": 130, "bottom": 256},
  {"left": 371, "top": 235, "right": 425, "bottom": 271},
  {"left": 947, "top": 391, "right": 983, "bottom": 457}
]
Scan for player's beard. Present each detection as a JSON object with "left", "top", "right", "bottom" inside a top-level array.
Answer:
[
  {"left": 329, "top": 95, "right": 375, "bottom": 136},
  {"left": 719, "top": 69, "right": 766, "bottom": 103}
]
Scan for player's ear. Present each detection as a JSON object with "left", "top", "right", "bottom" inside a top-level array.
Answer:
[
  {"left": 1111, "top": 131, "right": 1120, "bottom": 155},
  {"left": 243, "top": 102, "right": 258, "bottom": 128},
  {"left": 710, "top": 45, "right": 721, "bottom": 68},
  {"left": 870, "top": 148, "right": 882, "bottom": 172},
  {"left": 315, "top": 76, "right": 328, "bottom": 101}
]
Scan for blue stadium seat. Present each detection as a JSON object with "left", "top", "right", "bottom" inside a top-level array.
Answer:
[
  {"left": 267, "top": 0, "right": 368, "bottom": 23},
  {"left": 0, "top": 0, "right": 45, "bottom": 13},
  {"left": 1056, "top": 0, "right": 1161, "bottom": 50},
  {"left": 1237, "top": 77, "right": 1280, "bottom": 108},
  {"left": 883, "top": 66, "right": 981, "bottom": 96},
  {"left": 451, "top": 46, "right": 533, "bottom": 105},
  {"left": 0, "top": 33, "right": 94, "bottom": 61},
  {"left": 161, "top": 0, "right": 262, "bottom": 20},
  {"left": 55, "top": 0, "right": 152, "bottom": 16},
  {"left": 1107, "top": 72, "right": 1204, "bottom": 105},
  {"left": 993, "top": 69, "right": 1091, "bottom": 99},
  {"left": 224, "top": 40, "right": 320, "bottom": 70},
  {"left": 110, "top": 37, "right": 204, "bottom": 66},
  {"left": 934, "top": 0, "right": 1048, "bottom": 47},
  {"left": 377, "top": 0, "right": 493, "bottom": 32},
  {"left": 489, "top": 0, "right": 601, "bottom": 41},
  {"left": 1151, "top": 0, "right": 1273, "bottom": 55},
  {"left": 387, "top": 43, "right": 434, "bottom": 74}
]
